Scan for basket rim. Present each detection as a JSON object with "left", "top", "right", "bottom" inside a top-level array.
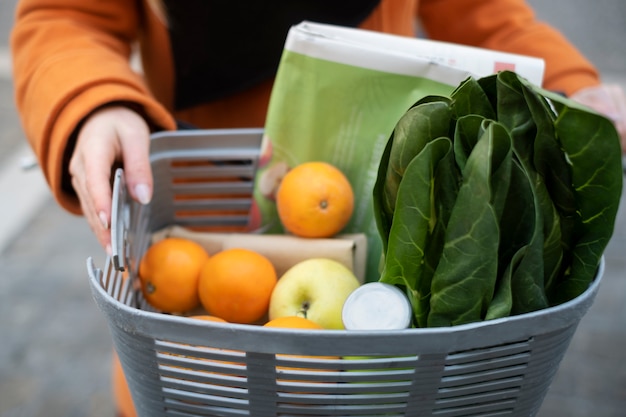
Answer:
[{"left": 87, "top": 256, "right": 604, "bottom": 356}]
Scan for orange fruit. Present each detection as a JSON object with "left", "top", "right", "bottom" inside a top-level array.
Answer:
[
  {"left": 264, "top": 316, "right": 324, "bottom": 329},
  {"left": 264, "top": 316, "right": 337, "bottom": 375},
  {"left": 198, "top": 248, "right": 277, "bottom": 324},
  {"left": 138, "top": 237, "right": 210, "bottom": 313},
  {"left": 276, "top": 161, "right": 354, "bottom": 238},
  {"left": 189, "top": 314, "right": 228, "bottom": 323}
]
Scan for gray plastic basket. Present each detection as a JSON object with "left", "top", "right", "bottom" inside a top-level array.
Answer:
[{"left": 87, "top": 128, "right": 604, "bottom": 417}]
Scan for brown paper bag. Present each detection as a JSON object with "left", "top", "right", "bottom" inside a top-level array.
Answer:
[{"left": 152, "top": 225, "right": 368, "bottom": 283}]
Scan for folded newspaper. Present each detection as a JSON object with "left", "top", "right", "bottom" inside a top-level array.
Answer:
[{"left": 252, "top": 21, "right": 545, "bottom": 282}]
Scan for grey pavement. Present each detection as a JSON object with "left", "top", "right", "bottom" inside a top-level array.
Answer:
[{"left": 1, "top": 1, "right": 625, "bottom": 417}]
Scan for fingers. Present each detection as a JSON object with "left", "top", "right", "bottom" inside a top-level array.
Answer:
[
  {"left": 116, "top": 113, "right": 153, "bottom": 206},
  {"left": 571, "top": 84, "right": 626, "bottom": 153},
  {"left": 69, "top": 106, "right": 152, "bottom": 252}
]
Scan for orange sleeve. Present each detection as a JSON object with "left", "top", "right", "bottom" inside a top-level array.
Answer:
[
  {"left": 417, "top": 0, "right": 600, "bottom": 96},
  {"left": 10, "top": 0, "right": 176, "bottom": 214}
]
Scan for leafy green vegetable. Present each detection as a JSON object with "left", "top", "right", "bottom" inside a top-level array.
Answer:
[
  {"left": 374, "top": 100, "right": 453, "bottom": 253},
  {"left": 373, "top": 71, "right": 623, "bottom": 327},
  {"left": 428, "top": 122, "right": 511, "bottom": 327}
]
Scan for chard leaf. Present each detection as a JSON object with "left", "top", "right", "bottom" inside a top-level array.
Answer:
[
  {"left": 520, "top": 84, "right": 573, "bottom": 294},
  {"left": 383, "top": 101, "right": 453, "bottom": 214},
  {"left": 498, "top": 160, "right": 535, "bottom": 273},
  {"left": 374, "top": 99, "right": 453, "bottom": 252},
  {"left": 379, "top": 137, "right": 453, "bottom": 325},
  {"left": 477, "top": 74, "right": 498, "bottom": 110},
  {"left": 453, "top": 115, "right": 486, "bottom": 171},
  {"left": 486, "top": 246, "right": 525, "bottom": 320},
  {"left": 485, "top": 120, "right": 514, "bottom": 222},
  {"left": 552, "top": 106, "right": 623, "bottom": 301},
  {"left": 520, "top": 77, "right": 622, "bottom": 302},
  {"left": 419, "top": 142, "right": 460, "bottom": 327},
  {"left": 522, "top": 86, "right": 576, "bottom": 217},
  {"left": 450, "top": 76, "right": 497, "bottom": 120},
  {"left": 495, "top": 71, "right": 536, "bottom": 159},
  {"left": 494, "top": 72, "right": 559, "bottom": 312},
  {"left": 428, "top": 122, "right": 511, "bottom": 326},
  {"left": 508, "top": 163, "right": 550, "bottom": 314}
]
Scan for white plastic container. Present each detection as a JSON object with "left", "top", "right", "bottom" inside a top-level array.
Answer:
[{"left": 342, "top": 282, "right": 413, "bottom": 330}]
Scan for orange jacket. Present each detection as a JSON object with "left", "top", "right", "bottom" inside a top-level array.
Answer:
[{"left": 11, "top": 0, "right": 599, "bottom": 215}]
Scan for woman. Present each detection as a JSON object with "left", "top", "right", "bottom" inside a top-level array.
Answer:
[{"left": 10, "top": 1, "right": 626, "bottom": 415}]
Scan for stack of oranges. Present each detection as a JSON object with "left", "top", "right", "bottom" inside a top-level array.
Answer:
[
  {"left": 137, "top": 161, "right": 355, "bottom": 326},
  {"left": 139, "top": 240, "right": 278, "bottom": 324}
]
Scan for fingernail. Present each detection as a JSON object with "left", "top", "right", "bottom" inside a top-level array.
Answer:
[
  {"left": 105, "top": 244, "right": 112, "bottom": 256},
  {"left": 98, "top": 211, "right": 109, "bottom": 230},
  {"left": 134, "top": 183, "right": 151, "bottom": 205}
]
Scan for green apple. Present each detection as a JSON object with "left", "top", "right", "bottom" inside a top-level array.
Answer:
[{"left": 269, "top": 258, "right": 360, "bottom": 329}]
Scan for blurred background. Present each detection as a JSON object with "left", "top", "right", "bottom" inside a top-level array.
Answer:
[{"left": 0, "top": 1, "right": 624, "bottom": 416}]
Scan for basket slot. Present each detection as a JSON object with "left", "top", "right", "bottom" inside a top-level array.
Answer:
[
  {"left": 172, "top": 197, "right": 253, "bottom": 211},
  {"left": 275, "top": 368, "right": 348, "bottom": 382},
  {"left": 171, "top": 181, "right": 254, "bottom": 196},
  {"left": 161, "top": 392, "right": 250, "bottom": 416},
  {"left": 166, "top": 156, "right": 256, "bottom": 185},
  {"left": 441, "top": 363, "right": 527, "bottom": 388},
  {"left": 160, "top": 375, "right": 248, "bottom": 400},
  {"left": 445, "top": 340, "right": 531, "bottom": 365},
  {"left": 442, "top": 352, "right": 530, "bottom": 378},
  {"left": 435, "top": 386, "right": 520, "bottom": 409},
  {"left": 431, "top": 399, "right": 517, "bottom": 417},
  {"left": 172, "top": 213, "right": 251, "bottom": 231},
  {"left": 156, "top": 340, "right": 245, "bottom": 357},
  {"left": 437, "top": 376, "right": 523, "bottom": 399},
  {"left": 152, "top": 149, "right": 259, "bottom": 170},
  {"left": 159, "top": 366, "right": 247, "bottom": 389},
  {"left": 309, "top": 369, "right": 415, "bottom": 384},
  {"left": 169, "top": 159, "right": 256, "bottom": 178},
  {"left": 276, "top": 401, "right": 407, "bottom": 416},
  {"left": 277, "top": 378, "right": 412, "bottom": 395},
  {"left": 338, "top": 355, "right": 419, "bottom": 371},
  {"left": 158, "top": 353, "right": 247, "bottom": 377}
]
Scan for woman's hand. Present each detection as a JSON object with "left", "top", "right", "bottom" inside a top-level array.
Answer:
[
  {"left": 570, "top": 84, "right": 626, "bottom": 152},
  {"left": 69, "top": 106, "right": 153, "bottom": 254}
]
